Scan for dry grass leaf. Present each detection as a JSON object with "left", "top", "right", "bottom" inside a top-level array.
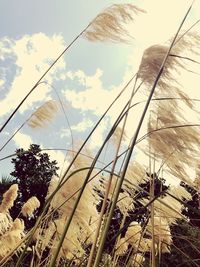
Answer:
[
  {"left": 117, "top": 191, "right": 134, "bottom": 213},
  {"left": 83, "top": 3, "right": 145, "bottom": 43},
  {"left": 27, "top": 100, "right": 59, "bottom": 128}
]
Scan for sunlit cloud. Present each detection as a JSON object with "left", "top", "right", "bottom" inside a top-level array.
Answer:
[
  {"left": 71, "top": 118, "right": 94, "bottom": 132},
  {"left": 0, "top": 33, "right": 66, "bottom": 117},
  {"left": 13, "top": 132, "right": 33, "bottom": 149}
]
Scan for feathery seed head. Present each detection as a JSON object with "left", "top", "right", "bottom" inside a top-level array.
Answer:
[
  {"left": 0, "top": 184, "right": 18, "bottom": 213},
  {"left": 172, "top": 31, "right": 200, "bottom": 55},
  {"left": 146, "top": 101, "right": 200, "bottom": 184},
  {"left": 46, "top": 175, "right": 59, "bottom": 200},
  {"left": 138, "top": 44, "right": 184, "bottom": 88},
  {"left": 147, "top": 216, "right": 172, "bottom": 254},
  {"left": 116, "top": 238, "right": 128, "bottom": 256},
  {"left": 21, "top": 196, "right": 40, "bottom": 217},
  {"left": 125, "top": 222, "right": 142, "bottom": 246},
  {"left": 117, "top": 192, "right": 134, "bottom": 213},
  {"left": 83, "top": 4, "right": 145, "bottom": 43},
  {"left": 12, "top": 218, "right": 24, "bottom": 232},
  {"left": 132, "top": 253, "right": 145, "bottom": 267},
  {"left": 0, "top": 213, "right": 12, "bottom": 236},
  {"left": 27, "top": 100, "right": 59, "bottom": 128},
  {"left": 125, "top": 161, "right": 147, "bottom": 186}
]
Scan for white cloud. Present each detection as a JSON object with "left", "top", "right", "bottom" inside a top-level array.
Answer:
[
  {"left": 13, "top": 132, "right": 33, "bottom": 149},
  {"left": 60, "top": 128, "right": 71, "bottom": 139},
  {"left": 0, "top": 33, "right": 66, "bottom": 117},
  {"left": 63, "top": 63, "right": 151, "bottom": 155},
  {"left": 64, "top": 68, "right": 132, "bottom": 118},
  {"left": 0, "top": 79, "right": 5, "bottom": 87},
  {"left": 71, "top": 118, "right": 94, "bottom": 132},
  {"left": 46, "top": 149, "right": 66, "bottom": 172},
  {"left": 66, "top": 70, "right": 87, "bottom": 85}
]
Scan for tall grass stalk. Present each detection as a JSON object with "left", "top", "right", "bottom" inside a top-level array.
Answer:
[
  {"left": 1, "top": 1, "right": 199, "bottom": 266},
  {"left": 49, "top": 77, "right": 141, "bottom": 267},
  {"left": 92, "top": 2, "right": 195, "bottom": 265},
  {"left": 13, "top": 72, "right": 136, "bottom": 267},
  {"left": 87, "top": 76, "right": 139, "bottom": 267}
]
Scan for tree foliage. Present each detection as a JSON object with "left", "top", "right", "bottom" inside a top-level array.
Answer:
[
  {"left": 10, "top": 144, "right": 59, "bottom": 228},
  {"left": 160, "top": 220, "right": 200, "bottom": 267},
  {"left": 180, "top": 181, "right": 200, "bottom": 227}
]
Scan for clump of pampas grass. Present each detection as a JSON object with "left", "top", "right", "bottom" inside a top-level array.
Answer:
[
  {"left": 1, "top": 3, "right": 200, "bottom": 267},
  {"left": 0, "top": 187, "right": 25, "bottom": 260},
  {"left": 35, "top": 151, "right": 98, "bottom": 263}
]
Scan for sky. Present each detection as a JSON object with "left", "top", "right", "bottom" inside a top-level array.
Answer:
[{"left": 1, "top": 0, "right": 200, "bottom": 180}]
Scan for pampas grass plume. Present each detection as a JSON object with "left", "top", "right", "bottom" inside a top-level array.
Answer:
[
  {"left": 83, "top": 3, "right": 145, "bottom": 43},
  {"left": 27, "top": 100, "right": 59, "bottom": 128},
  {"left": 116, "top": 238, "right": 128, "bottom": 256},
  {"left": 0, "top": 184, "right": 18, "bottom": 213},
  {"left": 21, "top": 196, "right": 40, "bottom": 217},
  {"left": 0, "top": 213, "right": 12, "bottom": 236},
  {"left": 138, "top": 44, "right": 183, "bottom": 87}
]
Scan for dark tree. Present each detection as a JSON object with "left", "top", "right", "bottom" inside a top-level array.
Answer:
[
  {"left": 180, "top": 181, "right": 200, "bottom": 227},
  {"left": 159, "top": 219, "right": 200, "bottom": 267},
  {"left": 10, "top": 144, "right": 59, "bottom": 228}
]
